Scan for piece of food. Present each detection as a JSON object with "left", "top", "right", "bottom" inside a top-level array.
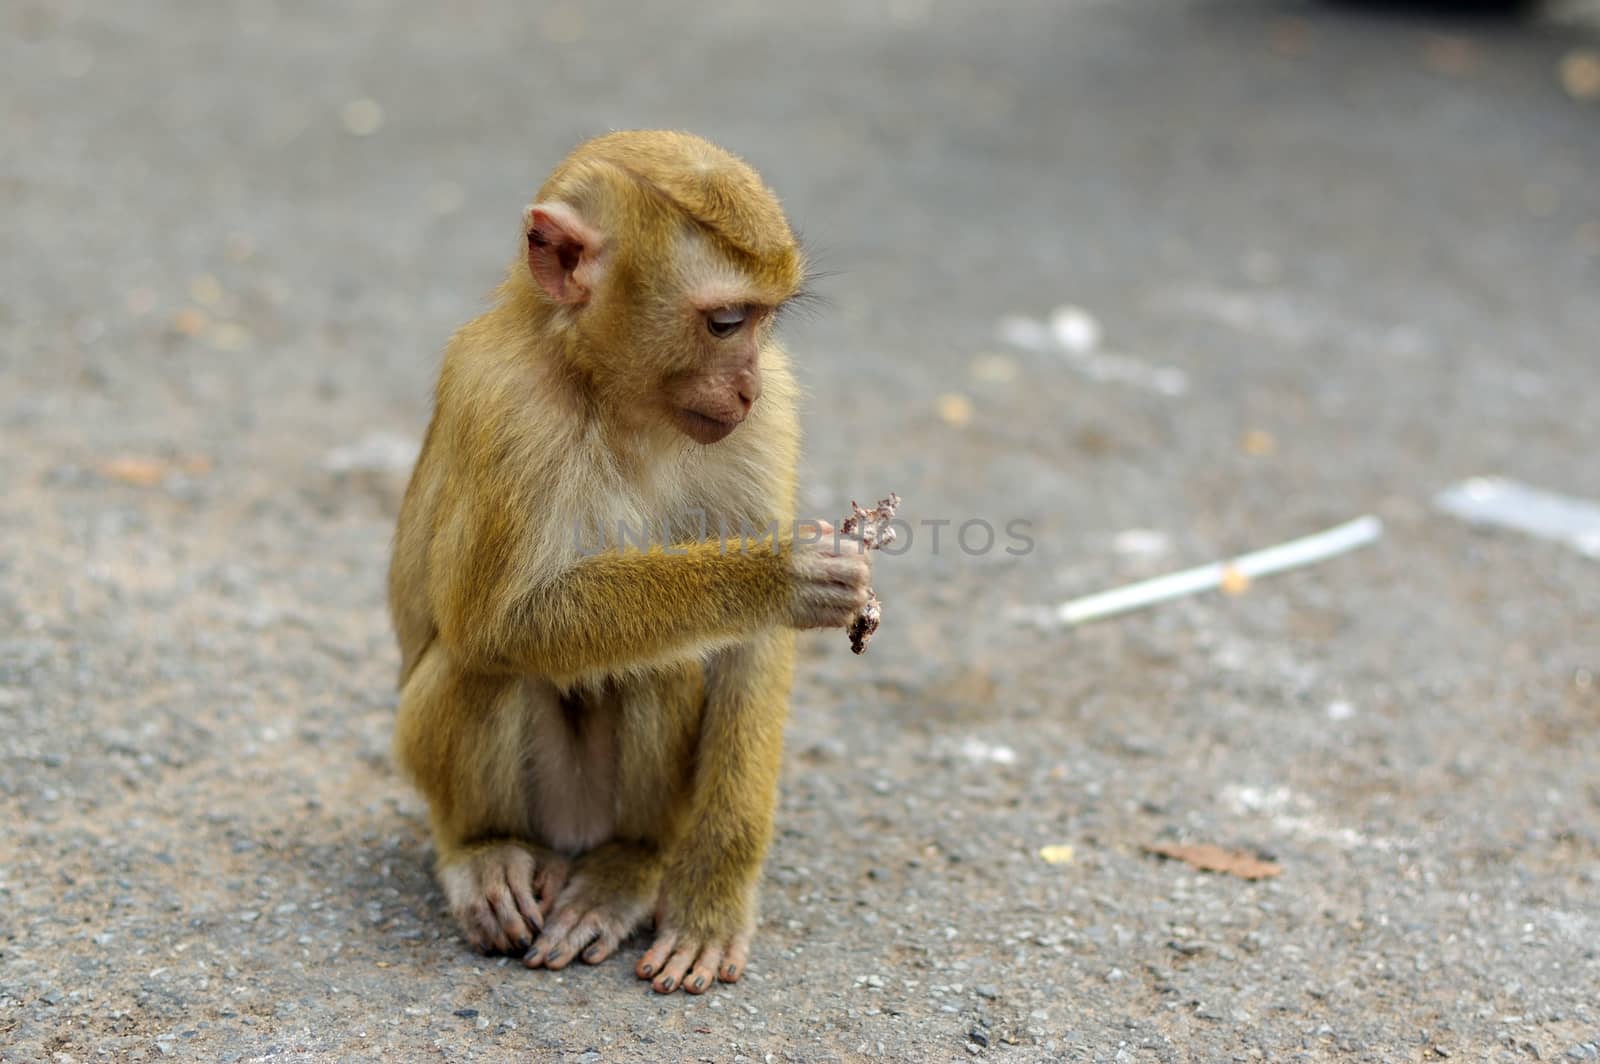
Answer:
[{"left": 838, "top": 493, "right": 900, "bottom": 655}]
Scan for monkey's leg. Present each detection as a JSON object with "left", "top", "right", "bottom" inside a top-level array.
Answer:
[
  {"left": 528, "top": 665, "right": 700, "bottom": 971},
  {"left": 394, "top": 644, "right": 570, "bottom": 955},
  {"left": 640, "top": 631, "right": 795, "bottom": 994}
]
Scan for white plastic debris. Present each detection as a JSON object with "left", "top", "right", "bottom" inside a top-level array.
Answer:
[
  {"left": 1048, "top": 305, "right": 1103, "bottom": 355},
  {"left": 1020, "top": 516, "right": 1383, "bottom": 628},
  {"left": 1067, "top": 351, "right": 1188, "bottom": 397},
  {"left": 1434, "top": 477, "right": 1600, "bottom": 559},
  {"left": 1111, "top": 529, "right": 1172, "bottom": 558},
  {"left": 957, "top": 737, "right": 1018, "bottom": 766},
  {"left": 995, "top": 314, "right": 1052, "bottom": 353},
  {"left": 995, "top": 309, "right": 1186, "bottom": 397}
]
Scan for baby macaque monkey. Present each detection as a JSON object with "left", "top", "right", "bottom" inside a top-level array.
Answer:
[{"left": 388, "top": 131, "right": 871, "bottom": 994}]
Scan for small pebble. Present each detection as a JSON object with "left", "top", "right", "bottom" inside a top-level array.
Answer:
[
  {"left": 936, "top": 393, "right": 973, "bottom": 427},
  {"left": 969, "top": 353, "right": 1018, "bottom": 384},
  {"left": 1240, "top": 429, "right": 1276, "bottom": 456},
  {"left": 341, "top": 98, "right": 386, "bottom": 136},
  {"left": 188, "top": 275, "right": 224, "bottom": 307}
]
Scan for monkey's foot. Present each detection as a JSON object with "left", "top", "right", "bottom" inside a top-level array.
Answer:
[
  {"left": 439, "top": 841, "right": 568, "bottom": 957},
  {"left": 637, "top": 920, "right": 752, "bottom": 995},
  {"left": 522, "top": 872, "right": 653, "bottom": 971}
]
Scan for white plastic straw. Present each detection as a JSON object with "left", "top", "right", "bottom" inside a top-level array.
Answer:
[{"left": 1041, "top": 515, "right": 1384, "bottom": 627}]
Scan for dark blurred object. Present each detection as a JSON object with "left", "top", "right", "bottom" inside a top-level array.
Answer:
[{"left": 1324, "top": 0, "right": 1540, "bottom": 14}]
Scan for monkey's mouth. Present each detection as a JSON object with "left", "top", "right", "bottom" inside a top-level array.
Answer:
[{"left": 675, "top": 407, "right": 742, "bottom": 445}]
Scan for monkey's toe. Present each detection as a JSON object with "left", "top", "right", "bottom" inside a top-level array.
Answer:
[
  {"left": 641, "top": 927, "right": 750, "bottom": 993},
  {"left": 525, "top": 891, "right": 640, "bottom": 972}
]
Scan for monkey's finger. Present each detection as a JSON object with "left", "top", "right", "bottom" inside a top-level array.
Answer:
[
  {"left": 523, "top": 907, "right": 581, "bottom": 968},
  {"left": 485, "top": 879, "right": 534, "bottom": 954},
  {"left": 534, "top": 861, "right": 569, "bottom": 917},
  {"left": 468, "top": 899, "right": 513, "bottom": 955},
  {"left": 794, "top": 519, "right": 834, "bottom": 548},
  {"left": 718, "top": 932, "right": 750, "bottom": 983},
  {"left": 825, "top": 606, "right": 866, "bottom": 628},
  {"left": 543, "top": 915, "right": 602, "bottom": 971},
  {"left": 652, "top": 942, "right": 699, "bottom": 994},
  {"left": 637, "top": 930, "right": 678, "bottom": 981},
  {"left": 816, "top": 556, "right": 870, "bottom": 586},
  {"left": 506, "top": 866, "right": 544, "bottom": 935},
  {"left": 684, "top": 945, "right": 723, "bottom": 995},
  {"left": 502, "top": 847, "right": 541, "bottom": 929},
  {"left": 580, "top": 922, "right": 623, "bottom": 966}
]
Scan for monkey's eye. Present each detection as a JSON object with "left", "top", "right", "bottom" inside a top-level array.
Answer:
[{"left": 706, "top": 307, "right": 747, "bottom": 339}]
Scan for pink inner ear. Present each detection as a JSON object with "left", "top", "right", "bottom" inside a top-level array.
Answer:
[{"left": 525, "top": 204, "right": 596, "bottom": 305}]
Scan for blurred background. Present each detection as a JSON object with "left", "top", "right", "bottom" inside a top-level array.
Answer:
[{"left": 3, "top": 1, "right": 1598, "bottom": 1060}]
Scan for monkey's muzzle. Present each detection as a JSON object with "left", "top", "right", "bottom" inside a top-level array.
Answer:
[{"left": 675, "top": 406, "right": 744, "bottom": 445}]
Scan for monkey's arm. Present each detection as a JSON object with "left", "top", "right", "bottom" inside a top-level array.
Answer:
[{"left": 433, "top": 538, "right": 815, "bottom": 679}]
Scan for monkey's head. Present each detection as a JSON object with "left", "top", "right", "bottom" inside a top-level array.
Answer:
[{"left": 520, "top": 131, "right": 806, "bottom": 446}]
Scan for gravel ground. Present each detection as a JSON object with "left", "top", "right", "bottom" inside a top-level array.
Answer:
[{"left": 3, "top": 1, "right": 1600, "bottom": 1061}]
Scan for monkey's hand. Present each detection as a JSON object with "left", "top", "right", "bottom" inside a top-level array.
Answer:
[
  {"left": 439, "top": 841, "right": 568, "bottom": 956},
  {"left": 786, "top": 531, "right": 872, "bottom": 630},
  {"left": 523, "top": 842, "right": 659, "bottom": 971}
]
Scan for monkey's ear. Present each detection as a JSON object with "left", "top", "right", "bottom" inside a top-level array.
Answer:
[{"left": 524, "top": 202, "right": 603, "bottom": 305}]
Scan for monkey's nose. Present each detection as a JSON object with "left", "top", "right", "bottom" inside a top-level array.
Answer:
[{"left": 735, "top": 370, "right": 761, "bottom": 411}]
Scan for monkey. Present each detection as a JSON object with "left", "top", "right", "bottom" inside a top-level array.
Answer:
[{"left": 387, "top": 131, "right": 872, "bottom": 994}]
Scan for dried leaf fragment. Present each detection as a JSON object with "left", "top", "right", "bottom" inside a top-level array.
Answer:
[
  {"left": 1142, "top": 842, "right": 1281, "bottom": 880},
  {"left": 99, "top": 456, "right": 167, "bottom": 487},
  {"left": 1240, "top": 429, "right": 1276, "bottom": 456},
  {"left": 848, "top": 594, "right": 881, "bottom": 656},
  {"left": 172, "top": 308, "right": 208, "bottom": 336},
  {"left": 935, "top": 393, "right": 973, "bottom": 427},
  {"left": 1421, "top": 35, "right": 1477, "bottom": 78},
  {"left": 839, "top": 493, "right": 900, "bottom": 655},
  {"left": 1559, "top": 48, "right": 1600, "bottom": 101}
]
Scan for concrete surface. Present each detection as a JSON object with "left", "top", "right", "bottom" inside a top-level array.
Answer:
[{"left": 3, "top": 0, "right": 1599, "bottom": 1060}]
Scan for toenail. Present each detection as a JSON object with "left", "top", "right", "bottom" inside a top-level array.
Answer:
[
  {"left": 640, "top": 964, "right": 655, "bottom": 977},
  {"left": 660, "top": 977, "right": 675, "bottom": 991},
  {"left": 693, "top": 977, "right": 706, "bottom": 991}
]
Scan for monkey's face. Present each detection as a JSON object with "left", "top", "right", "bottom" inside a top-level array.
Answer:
[
  {"left": 638, "top": 231, "right": 794, "bottom": 447},
  {"left": 523, "top": 165, "right": 802, "bottom": 447}
]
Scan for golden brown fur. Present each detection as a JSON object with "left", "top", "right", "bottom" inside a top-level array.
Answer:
[{"left": 388, "top": 131, "right": 868, "bottom": 993}]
